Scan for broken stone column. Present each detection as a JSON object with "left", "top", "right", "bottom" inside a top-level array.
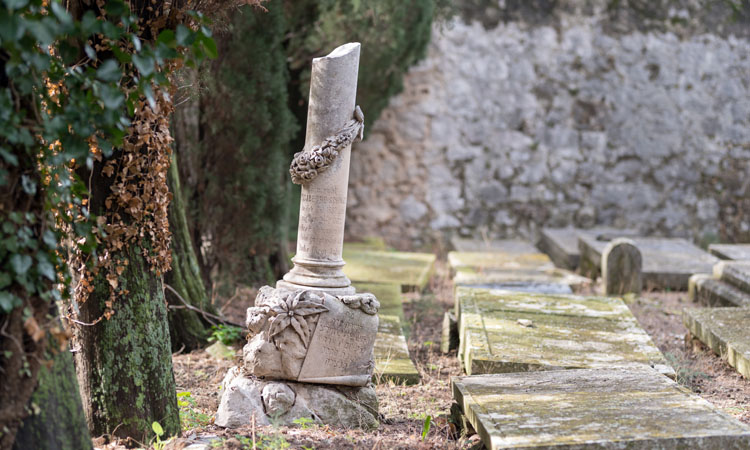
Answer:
[
  {"left": 277, "top": 42, "right": 362, "bottom": 295},
  {"left": 216, "top": 43, "right": 381, "bottom": 430},
  {"left": 602, "top": 238, "right": 642, "bottom": 295}
]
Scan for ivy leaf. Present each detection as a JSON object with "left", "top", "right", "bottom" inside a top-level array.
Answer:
[
  {"left": 42, "top": 229, "right": 57, "bottom": 248},
  {"left": 201, "top": 36, "right": 218, "bottom": 59},
  {"left": 96, "top": 60, "right": 120, "bottom": 82},
  {"left": 3, "top": 0, "right": 29, "bottom": 11},
  {"left": 0, "top": 272, "right": 11, "bottom": 289},
  {"left": 50, "top": 1, "right": 73, "bottom": 27},
  {"left": 0, "top": 292, "right": 21, "bottom": 313},
  {"left": 132, "top": 53, "right": 154, "bottom": 77},
  {"left": 10, "top": 253, "right": 32, "bottom": 275},
  {"left": 175, "top": 25, "right": 193, "bottom": 46},
  {"left": 0, "top": 148, "right": 18, "bottom": 166},
  {"left": 21, "top": 175, "right": 36, "bottom": 195},
  {"left": 37, "top": 257, "right": 56, "bottom": 281},
  {"left": 143, "top": 83, "right": 156, "bottom": 111}
]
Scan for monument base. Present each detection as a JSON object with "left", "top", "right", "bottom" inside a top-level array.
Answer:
[
  {"left": 215, "top": 367, "right": 379, "bottom": 430},
  {"left": 276, "top": 279, "right": 356, "bottom": 295}
]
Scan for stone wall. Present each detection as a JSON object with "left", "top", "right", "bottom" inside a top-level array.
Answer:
[{"left": 345, "top": 1, "right": 750, "bottom": 249}]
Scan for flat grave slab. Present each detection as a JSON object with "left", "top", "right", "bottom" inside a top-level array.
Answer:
[
  {"left": 456, "top": 287, "right": 673, "bottom": 377},
  {"left": 578, "top": 236, "right": 719, "bottom": 289},
  {"left": 451, "top": 237, "right": 539, "bottom": 253},
  {"left": 709, "top": 244, "right": 750, "bottom": 261},
  {"left": 452, "top": 367, "right": 750, "bottom": 450},
  {"left": 354, "top": 281, "right": 405, "bottom": 323},
  {"left": 684, "top": 307, "right": 750, "bottom": 379},
  {"left": 537, "top": 228, "right": 582, "bottom": 270},
  {"left": 689, "top": 274, "right": 750, "bottom": 307},
  {"left": 715, "top": 261, "right": 750, "bottom": 294},
  {"left": 453, "top": 266, "right": 590, "bottom": 292},
  {"left": 343, "top": 246, "right": 436, "bottom": 292},
  {"left": 374, "top": 314, "right": 420, "bottom": 385},
  {"left": 448, "top": 251, "right": 555, "bottom": 273}
]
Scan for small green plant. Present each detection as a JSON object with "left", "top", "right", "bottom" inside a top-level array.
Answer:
[
  {"left": 292, "top": 416, "right": 316, "bottom": 429},
  {"left": 152, "top": 421, "right": 167, "bottom": 450},
  {"left": 664, "top": 352, "right": 711, "bottom": 389},
  {"left": 177, "top": 392, "right": 211, "bottom": 431},
  {"left": 421, "top": 414, "right": 432, "bottom": 441},
  {"left": 208, "top": 324, "right": 245, "bottom": 346}
]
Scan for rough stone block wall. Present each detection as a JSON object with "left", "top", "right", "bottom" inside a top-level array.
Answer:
[{"left": 346, "top": 2, "right": 750, "bottom": 249}]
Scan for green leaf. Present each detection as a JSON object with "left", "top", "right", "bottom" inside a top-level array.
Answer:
[
  {"left": 175, "top": 25, "right": 193, "bottom": 46},
  {"left": 10, "top": 254, "right": 32, "bottom": 275},
  {"left": 42, "top": 230, "right": 57, "bottom": 248},
  {"left": 201, "top": 36, "right": 218, "bottom": 59},
  {"left": 0, "top": 292, "right": 21, "bottom": 313},
  {"left": 37, "top": 255, "right": 56, "bottom": 281},
  {"left": 0, "top": 148, "right": 18, "bottom": 166},
  {"left": 96, "top": 60, "right": 121, "bottom": 82},
  {"left": 151, "top": 421, "right": 164, "bottom": 437},
  {"left": 143, "top": 83, "right": 156, "bottom": 111},
  {"left": 0, "top": 272, "right": 11, "bottom": 289},
  {"left": 421, "top": 415, "right": 432, "bottom": 441},
  {"left": 50, "top": 1, "right": 73, "bottom": 27},
  {"left": 21, "top": 175, "right": 36, "bottom": 195},
  {"left": 132, "top": 53, "right": 154, "bottom": 77},
  {"left": 3, "top": 0, "right": 29, "bottom": 11},
  {"left": 156, "top": 29, "right": 174, "bottom": 46}
]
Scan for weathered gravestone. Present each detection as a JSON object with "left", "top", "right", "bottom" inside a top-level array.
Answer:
[
  {"left": 709, "top": 244, "right": 750, "bottom": 261},
  {"left": 689, "top": 273, "right": 750, "bottom": 307},
  {"left": 715, "top": 261, "right": 750, "bottom": 294},
  {"left": 216, "top": 43, "right": 381, "bottom": 429},
  {"left": 452, "top": 368, "right": 750, "bottom": 450},
  {"left": 601, "top": 238, "right": 642, "bottom": 295},
  {"left": 684, "top": 307, "right": 750, "bottom": 379},
  {"left": 579, "top": 236, "right": 718, "bottom": 290}
]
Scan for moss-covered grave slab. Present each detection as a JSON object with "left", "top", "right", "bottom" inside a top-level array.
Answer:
[
  {"left": 453, "top": 266, "right": 590, "bottom": 292},
  {"left": 448, "top": 251, "right": 555, "bottom": 273},
  {"left": 684, "top": 307, "right": 750, "bottom": 379},
  {"left": 373, "top": 314, "right": 420, "bottom": 385},
  {"left": 715, "top": 261, "right": 750, "bottom": 294},
  {"left": 354, "top": 282, "right": 405, "bottom": 323},
  {"left": 450, "top": 237, "right": 539, "bottom": 253},
  {"left": 343, "top": 246, "right": 436, "bottom": 292},
  {"left": 578, "top": 236, "right": 719, "bottom": 289},
  {"left": 456, "top": 287, "right": 673, "bottom": 377},
  {"left": 452, "top": 367, "right": 750, "bottom": 450},
  {"left": 709, "top": 244, "right": 750, "bottom": 261},
  {"left": 689, "top": 274, "right": 750, "bottom": 307}
]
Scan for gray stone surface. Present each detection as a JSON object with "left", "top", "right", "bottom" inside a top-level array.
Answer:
[
  {"left": 537, "top": 228, "right": 581, "bottom": 270},
  {"left": 602, "top": 238, "right": 642, "bottom": 295},
  {"left": 577, "top": 228, "right": 640, "bottom": 278},
  {"left": 709, "top": 244, "right": 750, "bottom": 261},
  {"left": 452, "top": 367, "right": 750, "bottom": 450},
  {"left": 684, "top": 307, "right": 750, "bottom": 379},
  {"left": 716, "top": 261, "right": 750, "bottom": 293},
  {"left": 450, "top": 237, "right": 538, "bottom": 253},
  {"left": 345, "top": 7, "right": 750, "bottom": 248},
  {"left": 373, "top": 314, "right": 419, "bottom": 385},
  {"left": 579, "top": 236, "right": 719, "bottom": 289},
  {"left": 216, "top": 367, "right": 379, "bottom": 429},
  {"left": 456, "top": 287, "right": 673, "bottom": 377},
  {"left": 453, "top": 266, "right": 591, "bottom": 291},
  {"left": 689, "top": 273, "right": 750, "bottom": 307}
]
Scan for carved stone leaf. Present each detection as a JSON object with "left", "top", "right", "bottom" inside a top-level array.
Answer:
[
  {"left": 269, "top": 315, "right": 291, "bottom": 338},
  {"left": 293, "top": 301, "right": 329, "bottom": 316},
  {"left": 290, "top": 316, "right": 309, "bottom": 345}
]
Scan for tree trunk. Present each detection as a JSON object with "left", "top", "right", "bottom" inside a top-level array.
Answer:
[
  {"left": 73, "top": 241, "right": 180, "bottom": 442},
  {"left": 164, "top": 151, "right": 214, "bottom": 352},
  {"left": 13, "top": 338, "right": 92, "bottom": 450}
]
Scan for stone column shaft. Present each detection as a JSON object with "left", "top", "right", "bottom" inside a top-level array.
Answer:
[{"left": 278, "top": 43, "right": 360, "bottom": 295}]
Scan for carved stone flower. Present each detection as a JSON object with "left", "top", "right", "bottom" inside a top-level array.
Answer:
[{"left": 267, "top": 290, "right": 329, "bottom": 347}]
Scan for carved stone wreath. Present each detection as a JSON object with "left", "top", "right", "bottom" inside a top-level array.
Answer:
[{"left": 289, "top": 106, "right": 364, "bottom": 185}]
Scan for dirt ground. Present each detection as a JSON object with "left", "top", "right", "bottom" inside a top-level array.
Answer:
[{"left": 97, "top": 262, "right": 750, "bottom": 449}]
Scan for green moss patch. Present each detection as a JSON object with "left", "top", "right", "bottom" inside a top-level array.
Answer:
[
  {"left": 343, "top": 247, "right": 436, "bottom": 291},
  {"left": 373, "top": 315, "right": 420, "bottom": 385}
]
